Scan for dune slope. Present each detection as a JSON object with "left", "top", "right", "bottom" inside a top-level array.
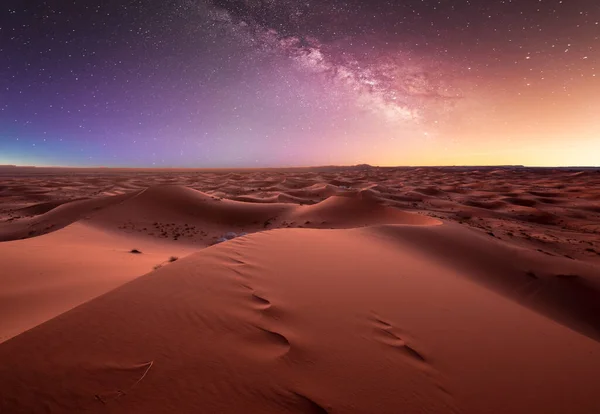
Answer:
[
  {"left": 0, "top": 192, "right": 137, "bottom": 241},
  {"left": 0, "top": 185, "right": 437, "bottom": 343},
  {"left": 1, "top": 227, "right": 599, "bottom": 414},
  {"left": 0, "top": 222, "right": 194, "bottom": 343}
]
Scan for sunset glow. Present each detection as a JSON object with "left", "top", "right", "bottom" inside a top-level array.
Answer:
[{"left": 1, "top": 0, "right": 598, "bottom": 166}]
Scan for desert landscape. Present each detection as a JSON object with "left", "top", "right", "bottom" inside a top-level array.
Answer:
[
  {"left": 1, "top": 165, "right": 599, "bottom": 413},
  {"left": 3, "top": 0, "right": 597, "bottom": 411}
]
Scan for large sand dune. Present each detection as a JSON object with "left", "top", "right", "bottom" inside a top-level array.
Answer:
[{"left": 1, "top": 166, "right": 599, "bottom": 413}]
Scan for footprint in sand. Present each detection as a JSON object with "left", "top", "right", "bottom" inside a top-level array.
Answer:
[
  {"left": 246, "top": 288, "right": 284, "bottom": 320},
  {"left": 370, "top": 316, "right": 426, "bottom": 362},
  {"left": 256, "top": 327, "right": 290, "bottom": 349},
  {"left": 276, "top": 390, "right": 329, "bottom": 414},
  {"left": 242, "top": 290, "right": 289, "bottom": 356},
  {"left": 251, "top": 293, "right": 272, "bottom": 310},
  {"left": 241, "top": 323, "right": 290, "bottom": 358}
]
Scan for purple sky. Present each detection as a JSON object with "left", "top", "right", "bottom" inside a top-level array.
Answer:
[{"left": 1, "top": 0, "right": 598, "bottom": 167}]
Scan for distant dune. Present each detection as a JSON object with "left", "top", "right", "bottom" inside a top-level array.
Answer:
[{"left": 1, "top": 167, "right": 599, "bottom": 413}]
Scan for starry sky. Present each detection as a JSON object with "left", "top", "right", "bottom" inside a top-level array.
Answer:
[{"left": 1, "top": 0, "right": 598, "bottom": 167}]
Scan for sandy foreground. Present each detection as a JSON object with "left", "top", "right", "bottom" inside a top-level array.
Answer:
[{"left": 0, "top": 166, "right": 599, "bottom": 413}]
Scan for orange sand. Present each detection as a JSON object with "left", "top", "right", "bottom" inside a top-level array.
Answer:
[{"left": 0, "top": 166, "right": 599, "bottom": 413}]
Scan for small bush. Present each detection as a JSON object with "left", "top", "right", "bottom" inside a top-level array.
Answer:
[
  {"left": 130, "top": 249, "right": 142, "bottom": 254},
  {"left": 168, "top": 256, "right": 179, "bottom": 262}
]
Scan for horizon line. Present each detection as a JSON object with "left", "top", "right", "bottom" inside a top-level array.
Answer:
[{"left": 1, "top": 163, "right": 599, "bottom": 170}]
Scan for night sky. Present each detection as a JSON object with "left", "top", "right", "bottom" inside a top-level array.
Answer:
[{"left": 1, "top": 0, "right": 598, "bottom": 167}]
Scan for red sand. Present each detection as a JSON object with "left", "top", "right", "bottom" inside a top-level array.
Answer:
[{"left": 1, "top": 166, "right": 599, "bottom": 413}]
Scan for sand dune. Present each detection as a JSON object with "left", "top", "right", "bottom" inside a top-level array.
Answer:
[
  {"left": 367, "top": 223, "right": 600, "bottom": 342},
  {"left": 1, "top": 227, "right": 600, "bottom": 413},
  {"left": 1, "top": 167, "right": 599, "bottom": 413},
  {"left": 1, "top": 184, "right": 438, "bottom": 245},
  {"left": 289, "top": 194, "right": 439, "bottom": 227},
  {"left": 0, "top": 192, "right": 136, "bottom": 241},
  {"left": 0, "top": 222, "right": 194, "bottom": 343},
  {"left": 0, "top": 184, "right": 436, "bottom": 342}
]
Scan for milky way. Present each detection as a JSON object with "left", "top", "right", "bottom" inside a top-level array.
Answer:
[{"left": 1, "top": 0, "right": 598, "bottom": 167}]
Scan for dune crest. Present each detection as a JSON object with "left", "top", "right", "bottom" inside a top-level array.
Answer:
[{"left": 1, "top": 184, "right": 437, "bottom": 244}]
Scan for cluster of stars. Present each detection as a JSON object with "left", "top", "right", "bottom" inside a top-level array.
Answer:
[{"left": 0, "top": 0, "right": 597, "bottom": 167}]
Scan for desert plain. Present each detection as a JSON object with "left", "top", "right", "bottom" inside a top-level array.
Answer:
[{"left": 0, "top": 165, "right": 599, "bottom": 413}]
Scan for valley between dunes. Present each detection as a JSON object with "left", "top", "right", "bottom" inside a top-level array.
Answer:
[{"left": 1, "top": 166, "right": 599, "bottom": 413}]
